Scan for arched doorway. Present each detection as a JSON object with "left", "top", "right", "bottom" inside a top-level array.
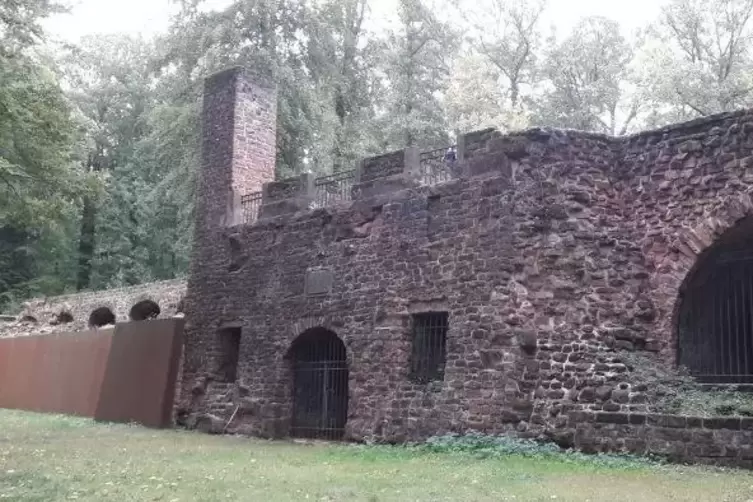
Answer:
[
  {"left": 289, "top": 328, "right": 348, "bottom": 439},
  {"left": 678, "top": 217, "right": 753, "bottom": 382}
]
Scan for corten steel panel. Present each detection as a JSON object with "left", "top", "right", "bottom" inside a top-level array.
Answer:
[
  {"left": 95, "top": 318, "right": 184, "bottom": 428},
  {"left": 0, "top": 330, "right": 113, "bottom": 417}
]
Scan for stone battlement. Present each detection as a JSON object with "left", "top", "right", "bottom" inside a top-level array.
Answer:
[{"left": 238, "top": 107, "right": 753, "bottom": 235}]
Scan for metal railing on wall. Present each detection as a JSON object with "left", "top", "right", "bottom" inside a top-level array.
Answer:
[
  {"left": 241, "top": 192, "right": 263, "bottom": 224},
  {"left": 420, "top": 145, "right": 456, "bottom": 186},
  {"left": 313, "top": 169, "right": 356, "bottom": 208},
  {"left": 240, "top": 144, "right": 458, "bottom": 224}
]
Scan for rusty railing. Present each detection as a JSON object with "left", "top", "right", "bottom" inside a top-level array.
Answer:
[
  {"left": 420, "top": 145, "right": 456, "bottom": 186},
  {"left": 313, "top": 170, "right": 356, "bottom": 208},
  {"left": 241, "top": 191, "right": 263, "bottom": 224}
]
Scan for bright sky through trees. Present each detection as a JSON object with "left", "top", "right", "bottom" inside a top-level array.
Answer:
[{"left": 45, "top": 0, "right": 660, "bottom": 42}]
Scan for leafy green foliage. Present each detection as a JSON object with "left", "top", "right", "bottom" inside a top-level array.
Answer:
[
  {"left": 0, "top": 0, "right": 66, "bottom": 55},
  {"left": 7, "top": 0, "right": 753, "bottom": 310},
  {"left": 622, "top": 352, "right": 753, "bottom": 417},
  {"left": 378, "top": 0, "right": 457, "bottom": 149},
  {"left": 0, "top": 1, "right": 85, "bottom": 312},
  {"left": 533, "top": 17, "right": 639, "bottom": 134},
  {"left": 415, "top": 433, "right": 661, "bottom": 469}
]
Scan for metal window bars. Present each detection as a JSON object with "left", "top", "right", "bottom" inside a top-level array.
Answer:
[
  {"left": 420, "top": 145, "right": 456, "bottom": 186},
  {"left": 313, "top": 169, "right": 356, "bottom": 209},
  {"left": 241, "top": 191, "right": 263, "bottom": 224},
  {"left": 410, "top": 312, "right": 448, "bottom": 383}
]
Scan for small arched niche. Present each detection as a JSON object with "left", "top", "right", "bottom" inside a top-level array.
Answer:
[
  {"left": 129, "top": 300, "right": 161, "bottom": 321},
  {"left": 89, "top": 307, "right": 116, "bottom": 328},
  {"left": 55, "top": 311, "right": 74, "bottom": 325}
]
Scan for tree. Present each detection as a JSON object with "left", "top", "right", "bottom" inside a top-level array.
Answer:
[
  {"left": 378, "top": 0, "right": 458, "bottom": 149},
  {"left": 160, "top": 0, "right": 320, "bottom": 176},
  {"left": 307, "top": 0, "right": 382, "bottom": 172},
  {"left": 533, "top": 17, "right": 641, "bottom": 134},
  {"left": 445, "top": 51, "right": 531, "bottom": 133},
  {"left": 60, "top": 34, "right": 156, "bottom": 289},
  {"left": 0, "top": 0, "right": 65, "bottom": 55},
  {"left": 462, "top": 0, "right": 545, "bottom": 110},
  {"left": 641, "top": 0, "right": 753, "bottom": 122},
  {"left": 0, "top": 0, "right": 84, "bottom": 311}
]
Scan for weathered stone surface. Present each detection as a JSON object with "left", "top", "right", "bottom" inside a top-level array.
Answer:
[
  {"left": 0, "top": 279, "right": 186, "bottom": 337},
  {"left": 183, "top": 96, "right": 753, "bottom": 448},
  {"left": 20, "top": 69, "right": 753, "bottom": 468},
  {"left": 193, "top": 413, "right": 225, "bottom": 434}
]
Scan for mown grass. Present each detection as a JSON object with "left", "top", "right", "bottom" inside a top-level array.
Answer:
[{"left": 1, "top": 409, "right": 753, "bottom": 501}]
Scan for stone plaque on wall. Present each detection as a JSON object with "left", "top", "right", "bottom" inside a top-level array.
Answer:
[{"left": 305, "top": 268, "right": 334, "bottom": 296}]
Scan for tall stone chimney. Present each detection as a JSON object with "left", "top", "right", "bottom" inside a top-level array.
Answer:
[{"left": 196, "top": 67, "right": 277, "bottom": 232}]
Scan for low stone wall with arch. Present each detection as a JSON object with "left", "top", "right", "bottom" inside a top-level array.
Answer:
[{"left": 0, "top": 279, "right": 186, "bottom": 338}]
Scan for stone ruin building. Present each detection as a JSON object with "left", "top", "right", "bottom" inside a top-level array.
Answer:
[{"left": 11, "top": 66, "right": 753, "bottom": 464}]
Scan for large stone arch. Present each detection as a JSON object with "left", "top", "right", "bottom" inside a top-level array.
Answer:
[{"left": 666, "top": 193, "right": 753, "bottom": 374}]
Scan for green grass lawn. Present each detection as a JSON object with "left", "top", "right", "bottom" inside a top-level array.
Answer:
[{"left": 2, "top": 410, "right": 753, "bottom": 501}]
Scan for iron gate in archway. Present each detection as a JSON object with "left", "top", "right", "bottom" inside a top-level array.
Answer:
[
  {"left": 290, "top": 329, "right": 348, "bottom": 439},
  {"left": 678, "top": 251, "right": 753, "bottom": 383}
]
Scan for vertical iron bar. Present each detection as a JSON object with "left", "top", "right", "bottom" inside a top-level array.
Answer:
[
  {"left": 692, "top": 287, "right": 698, "bottom": 375},
  {"left": 713, "top": 269, "right": 719, "bottom": 378},
  {"left": 737, "top": 266, "right": 743, "bottom": 377},
  {"left": 728, "top": 264, "right": 735, "bottom": 378},
  {"left": 692, "top": 284, "right": 699, "bottom": 376},
  {"left": 728, "top": 264, "right": 734, "bottom": 378},
  {"left": 722, "top": 266, "right": 728, "bottom": 378},
  {"left": 743, "top": 265, "right": 753, "bottom": 375},
  {"left": 736, "top": 265, "right": 742, "bottom": 378}
]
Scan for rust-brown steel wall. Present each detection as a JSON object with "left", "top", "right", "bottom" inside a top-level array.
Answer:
[
  {"left": 95, "top": 318, "right": 184, "bottom": 428},
  {"left": 0, "top": 330, "right": 112, "bottom": 417},
  {"left": 0, "top": 318, "right": 184, "bottom": 428}
]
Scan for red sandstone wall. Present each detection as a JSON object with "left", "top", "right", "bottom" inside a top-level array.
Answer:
[
  {"left": 618, "top": 111, "right": 753, "bottom": 360},
  {"left": 182, "top": 123, "right": 640, "bottom": 441},
  {"left": 183, "top": 66, "right": 753, "bottom": 450}
]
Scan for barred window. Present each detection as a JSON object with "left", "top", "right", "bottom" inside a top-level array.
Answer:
[
  {"left": 217, "top": 327, "right": 241, "bottom": 383},
  {"left": 410, "top": 312, "right": 448, "bottom": 383}
]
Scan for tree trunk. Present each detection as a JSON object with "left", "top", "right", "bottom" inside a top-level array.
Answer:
[{"left": 76, "top": 195, "right": 96, "bottom": 290}]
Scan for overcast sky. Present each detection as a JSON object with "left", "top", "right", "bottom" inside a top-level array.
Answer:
[{"left": 44, "top": 0, "right": 663, "bottom": 43}]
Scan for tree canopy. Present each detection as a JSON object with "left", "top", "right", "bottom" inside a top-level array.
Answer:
[{"left": 4, "top": 0, "right": 753, "bottom": 311}]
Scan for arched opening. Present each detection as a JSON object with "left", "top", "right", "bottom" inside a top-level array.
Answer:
[
  {"left": 89, "top": 307, "right": 115, "bottom": 328},
  {"left": 55, "top": 311, "right": 74, "bottom": 325},
  {"left": 678, "top": 216, "right": 753, "bottom": 383},
  {"left": 288, "top": 328, "right": 348, "bottom": 439},
  {"left": 129, "top": 300, "right": 161, "bottom": 321}
]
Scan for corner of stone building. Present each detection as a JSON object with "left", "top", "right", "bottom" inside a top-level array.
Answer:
[{"left": 183, "top": 67, "right": 279, "bottom": 425}]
